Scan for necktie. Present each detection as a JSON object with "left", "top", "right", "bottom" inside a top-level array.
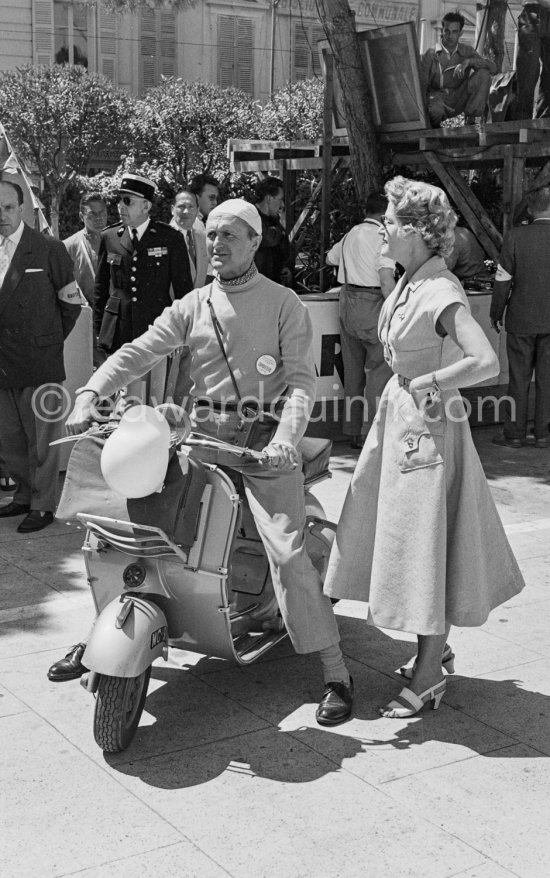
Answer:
[
  {"left": 186, "top": 230, "right": 196, "bottom": 268},
  {"left": 0, "top": 236, "right": 10, "bottom": 283},
  {"left": 131, "top": 228, "right": 139, "bottom": 250}
]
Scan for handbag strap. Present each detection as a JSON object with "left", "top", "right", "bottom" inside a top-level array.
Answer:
[{"left": 206, "top": 285, "right": 242, "bottom": 402}]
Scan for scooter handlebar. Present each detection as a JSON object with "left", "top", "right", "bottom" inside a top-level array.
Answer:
[{"left": 181, "top": 434, "right": 268, "bottom": 462}]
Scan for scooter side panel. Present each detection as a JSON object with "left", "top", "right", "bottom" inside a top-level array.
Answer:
[{"left": 83, "top": 465, "right": 242, "bottom": 663}]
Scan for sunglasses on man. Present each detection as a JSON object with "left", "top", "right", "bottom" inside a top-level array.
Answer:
[{"left": 117, "top": 195, "right": 145, "bottom": 206}]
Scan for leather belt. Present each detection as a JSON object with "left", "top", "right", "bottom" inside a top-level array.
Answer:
[
  {"left": 194, "top": 398, "right": 239, "bottom": 412},
  {"left": 193, "top": 398, "right": 273, "bottom": 413},
  {"left": 345, "top": 284, "right": 381, "bottom": 290}
]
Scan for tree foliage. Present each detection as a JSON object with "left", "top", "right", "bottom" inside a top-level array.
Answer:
[
  {"left": 257, "top": 78, "right": 324, "bottom": 142},
  {"left": 0, "top": 64, "right": 133, "bottom": 235},
  {"left": 120, "top": 78, "right": 260, "bottom": 198}
]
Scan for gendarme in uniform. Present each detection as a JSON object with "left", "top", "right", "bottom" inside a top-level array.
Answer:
[{"left": 93, "top": 173, "right": 192, "bottom": 355}]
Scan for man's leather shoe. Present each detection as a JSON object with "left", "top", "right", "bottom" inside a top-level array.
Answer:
[
  {"left": 316, "top": 677, "right": 354, "bottom": 726},
  {"left": 0, "top": 501, "right": 30, "bottom": 518},
  {"left": 47, "top": 643, "right": 88, "bottom": 681},
  {"left": 17, "top": 511, "right": 54, "bottom": 533},
  {"left": 492, "top": 434, "right": 522, "bottom": 449}
]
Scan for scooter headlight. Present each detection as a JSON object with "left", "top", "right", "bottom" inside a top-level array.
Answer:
[{"left": 122, "top": 562, "right": 146, "bottom": 588}]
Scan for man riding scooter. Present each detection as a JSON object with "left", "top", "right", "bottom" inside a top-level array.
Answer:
[{"left": 48, "top": 198, "right": 354, "bottom": 727}]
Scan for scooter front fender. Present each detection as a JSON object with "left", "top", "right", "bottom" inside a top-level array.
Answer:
[{"left": 83, "top": 595, "right": 168, "bottom": 678}]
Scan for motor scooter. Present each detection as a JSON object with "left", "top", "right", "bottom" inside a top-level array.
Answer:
[{"left": 64, "top": 407, "right": 336, "bottom": 753}]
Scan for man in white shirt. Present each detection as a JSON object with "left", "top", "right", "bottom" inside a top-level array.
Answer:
[
  {"left": 170, "top": 187, "right": 209, "bottom": 288},
  {"left": 63, "top": 192, "right": 108, "bottom": 367},
  {"left": 326, "top": 193, "right": 396, "bottom": 448}
]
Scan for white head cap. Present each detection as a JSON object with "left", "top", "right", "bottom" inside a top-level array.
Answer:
[{"left": 207, "top": 198, "right": 262, "bottom": 236}]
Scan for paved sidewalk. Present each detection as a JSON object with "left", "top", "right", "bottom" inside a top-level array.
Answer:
[{"left": 1, "top": 426, "right": 549, "bottom": 878}]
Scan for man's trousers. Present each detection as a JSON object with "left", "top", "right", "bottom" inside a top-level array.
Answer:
[
  {"left": 0, "top": 386, "right": 62, "bottom": 512},
  {"left": 427, "top": 68, "right": 492, "bottom": 124},
  {"left": 504, "top": 331, "right": 550, "bottom": 441},
  {"left": 339, "top": 285, "right": 392, "bottom": 437}
]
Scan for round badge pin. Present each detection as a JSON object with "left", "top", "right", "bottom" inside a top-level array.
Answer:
[{"left": 256, "top": 354, "right": 277, "bottom": 375}]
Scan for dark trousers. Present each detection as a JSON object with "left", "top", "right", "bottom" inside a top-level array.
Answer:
[
  {"left": 514, "top": 7, "right": 550, "bottom": 119},
  {"left": 427, "top": 68, "right": 492, "bottom": 125},
  {"left": 504, "top": 331, "right": 550, "bottom": 440},
  {"left": 0, "top": 386, "right": 62, "bottom": 511},
  {"left": 339, "top": 286, "right": 392, "bottom": 436}
]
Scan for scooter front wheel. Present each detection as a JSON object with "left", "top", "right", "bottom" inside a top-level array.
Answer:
[{"left": 93, "top": 667, "right": 151, "bottom": 753}]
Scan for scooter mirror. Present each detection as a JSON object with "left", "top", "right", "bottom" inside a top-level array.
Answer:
[{"left": 101, "top": 404, "right": 171, "bottom": 498}]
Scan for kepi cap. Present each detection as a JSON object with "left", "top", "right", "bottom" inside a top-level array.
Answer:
[{"left": 118, "top": 173, "right": 156, "bottom": 202}]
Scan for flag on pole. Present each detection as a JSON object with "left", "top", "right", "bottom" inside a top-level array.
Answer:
[{"left": 0, "top": 122, "right": 51, "bottom": 234}]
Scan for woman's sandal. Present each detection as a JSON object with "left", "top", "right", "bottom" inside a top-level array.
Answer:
[
  {"left": 379, "top": 678, "right": 446, "bottom": 718},
  {"left": 397, "top": 643, "right": 455, "bottom": 680}
]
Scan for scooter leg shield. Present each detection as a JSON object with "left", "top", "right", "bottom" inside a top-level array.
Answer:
[{"left": 83, "top": 595, "right": 168, "bottom": 678}]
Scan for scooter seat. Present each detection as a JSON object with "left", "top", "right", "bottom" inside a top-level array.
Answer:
[{"left": 298, "top": 437, "right": 332, "bottom": 486}]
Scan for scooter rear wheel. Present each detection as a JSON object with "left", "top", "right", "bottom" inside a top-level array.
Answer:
[{"left": 94, "top": 667, "right": 151, "bottom": 753}]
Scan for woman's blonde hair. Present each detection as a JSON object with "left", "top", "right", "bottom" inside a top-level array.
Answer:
[{"left": 384, "top": 176, "right": 457, "bottom": 258}]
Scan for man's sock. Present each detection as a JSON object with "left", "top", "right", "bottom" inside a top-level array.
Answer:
[{"left": 318, "top": 643, "right": 350, "bottom": 686}]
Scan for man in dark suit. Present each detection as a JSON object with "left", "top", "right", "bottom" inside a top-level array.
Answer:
[
  {"left": 253, "top": 177, "right": 293, "bottom": 286},
  {"left": 93, "top": 173, "right": 192, "bottom": 356},
  {"left": 0, "top": 180, "right": 81, "bottom": 532},
  {"left": 169, "top": 187, "right": 210, "bottom": 288}
]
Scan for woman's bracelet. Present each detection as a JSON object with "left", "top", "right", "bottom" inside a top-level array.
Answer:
[{"left": 431, "top": 371, "right": 442, "bottom": 393}]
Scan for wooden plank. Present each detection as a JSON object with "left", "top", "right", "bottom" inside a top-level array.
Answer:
[
  {"left": 381, "top": 117, "right": 550, "bottom": 145},
  {"left": 285, "top": 157, "right": 323, "bottom": 171},
  {"left": 510, "top": 155, "right": 525, "bottom": 232},
  {"left": 283, "top": 169, "right": 294, "bottom": 250},
  {"left": 424, "top": 152, "right": 501, "bottom": 261},
  {"left": 320, "top": 51, "right": 334, "bottom": 293},
  {"left": 228, "top": 138, "right": 321, "bottom": 152},
  {"left": 392, "top": 142, "right": 550, "bottom": 165},
  {"left": 289, "top": 179, "right": 323, "bottom": 244},
  {"left": 502, "top": 145, "right": 514, "bottom": 236},
  {"left": 501, "top": 151, "right": 525, "bottom": 235},
  {"left": 230, "top": 159, "right": 285, "bottom": 173},
  {"left": 442, "top": 161, "right": 503, "bottom": 253}
]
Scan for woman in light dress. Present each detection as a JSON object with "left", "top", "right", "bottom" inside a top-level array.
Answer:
[{"left": 324, "top": 176, "right": 525, "bottom": 718}]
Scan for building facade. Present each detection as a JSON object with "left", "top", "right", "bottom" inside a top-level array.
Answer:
[{"left": 0, "top": 1, "right": 521, "bottom": 101}]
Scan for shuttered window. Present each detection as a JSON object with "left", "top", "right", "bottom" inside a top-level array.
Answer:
[
  {"left": 217, "top": 15, "right": 254, "bottom": 95},
  {"left": 140, "top": 7, "right": 176, "bottom": 91},
  {"left": 33, "top": 0, "right": 54, "bottom": 65},
  {"left": 292, "top": 22, "right": 325, "bottom": 81},
  {"left": 34, "top": 1, "right": 101, "bottom": 71}
]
